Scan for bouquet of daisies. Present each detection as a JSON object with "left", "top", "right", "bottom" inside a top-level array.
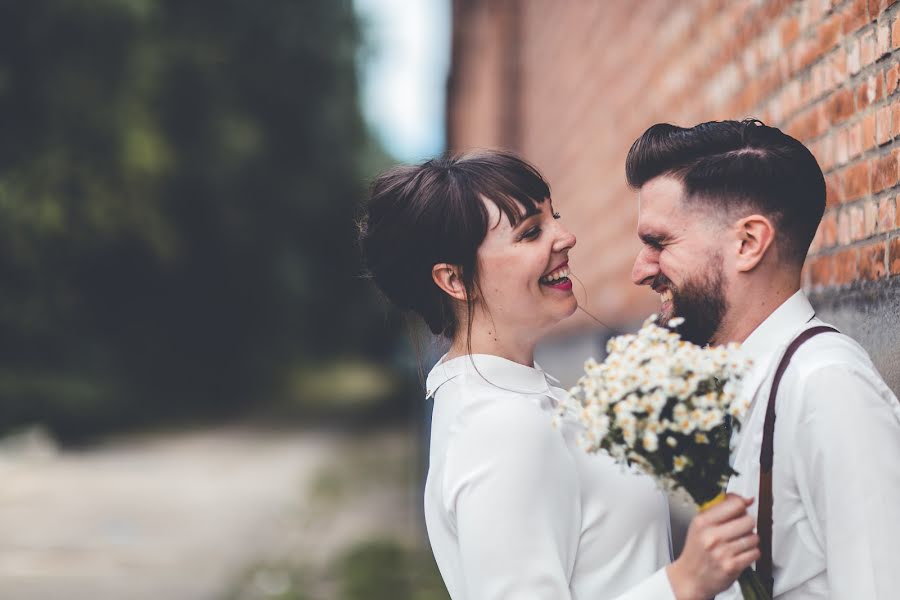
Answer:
[{"left": 561, "top": 315, "right": 768, "bottom": 599}]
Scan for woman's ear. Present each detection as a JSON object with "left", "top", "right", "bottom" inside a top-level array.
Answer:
[
  {"left": 432, "top": 263, "right": 467, "bottom": 301},
  {"left": 735, "top": 214, "right": 776, "bottom": 272}
]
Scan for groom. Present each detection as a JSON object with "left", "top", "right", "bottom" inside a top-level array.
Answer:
[{"left": 626, "top": 119, "right": 900, "bottom": 599}]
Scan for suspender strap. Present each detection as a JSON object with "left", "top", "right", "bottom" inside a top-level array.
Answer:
[{"left": 757, "top": 325, "right": 838, "bottom": 596}]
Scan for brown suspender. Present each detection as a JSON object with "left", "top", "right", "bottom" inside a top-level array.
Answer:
[{"left": 757, "top": 325, "right": 838, "bottom": 596}]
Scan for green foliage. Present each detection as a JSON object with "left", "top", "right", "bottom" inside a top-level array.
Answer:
[
  {"left": 334, "top": 540, "right": 449, "bottom": 600},
  {"left": 0, "top": 0, "right": 400, "bottom": 439}
]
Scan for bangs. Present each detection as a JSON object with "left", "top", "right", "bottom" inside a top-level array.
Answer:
[{"left": 454, "top": 150, "right": 550, "bottom": 229}]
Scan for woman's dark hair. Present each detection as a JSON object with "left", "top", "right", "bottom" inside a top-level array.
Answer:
[
  {"left": 625, "top": 118, "right": 826, "bottom": 266},
  {"left": 358, "top": 150, "right": 550, "bottom": 342}
]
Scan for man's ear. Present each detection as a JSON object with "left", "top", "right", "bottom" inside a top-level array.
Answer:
[
  {"left": 432, "top": 263, "right": 467, "bottom": 301},
  {"left": 734, "top": 214, "right": 776, "bottom": 272}
]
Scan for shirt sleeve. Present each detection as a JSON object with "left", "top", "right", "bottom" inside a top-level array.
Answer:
[
  {"left": 793, "top": 364, "right": 900, "bottom": 598},
  {"left": 444, "top": 397, "right": 677, "bottom": 600}
]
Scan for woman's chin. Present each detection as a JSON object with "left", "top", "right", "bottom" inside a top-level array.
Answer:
[{"left": 553, "top": 298, "right": 579, "bottom": 321}]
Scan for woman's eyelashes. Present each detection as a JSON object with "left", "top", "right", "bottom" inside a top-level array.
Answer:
[
  {"left": 520, "top": 226, "right": 541, "bottom": 241},
  {"left": 518, "top": 210, "right": 560, "bottom": 241}
]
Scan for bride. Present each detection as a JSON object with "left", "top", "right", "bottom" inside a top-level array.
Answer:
[{"left": 359, "top": 150, "right": 759, "bottom": 599}]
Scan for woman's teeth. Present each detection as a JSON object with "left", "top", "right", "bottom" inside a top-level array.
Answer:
[
  {"left": 540, "top": 266, "right": 570, "bottom": 284},
  {"left": 659, "top": 289, "right": 673, "bottom": 304}
]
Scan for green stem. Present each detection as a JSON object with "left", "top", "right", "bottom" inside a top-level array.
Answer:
[{"left": 737, "top": 567, "right": 771, "bottom": 600}]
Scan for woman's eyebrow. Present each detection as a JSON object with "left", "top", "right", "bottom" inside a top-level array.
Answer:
[{"left": 512, "top": 211, "right": 542, "bottom": 230}]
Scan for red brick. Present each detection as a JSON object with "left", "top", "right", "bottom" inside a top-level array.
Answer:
[
  {"left": 891, "top": 103, "right": 900, "bottom": 138},
  {"left": 843, "top": 161, "right": 871, "bottom": 200},
  {"left": 878, "top": 196, "right": 897, "bottom": 231},
  {"left": 810, "top": 0, "right": 828, "bottom": 23},
  {"left": 863, "top": 113, "right": 877, "bottom": 150},
  {"left": 833, "top": 247, "right": 860, "bottom": 284},
  {"left": 893, "top": 15, "right": 900, "bottom": 48},
  {"left": 810, "top": 225, "right": 823, "bottom": 254},
  {"left": 782, "top": 17, "right": 800, "bottom": 47},
  {"left": 794, "top": 39, "right": 820, "bottom": 74},
  {"left": 876, "top": 105, "right": 893, "bottom": 145},
  {"left": 822, "top": 210, "right": 839, "bottom": 246},
  {"left": 849, "top": 122, "right": 864, "bottom": 158},
  {"left": 886, "top": 63, "right": 900, "bottom": 95},
  {"left": 827, "top": 88, "right": 855, "bottom": 125},
  {"left": 818, "top": 14, "right": 844, "bottom": 54},
  {"left": 850, "top": 204, "right": 866, "bottom": 239},
  {"left": 872, "top": 149, "right": 900, "bottom": 191},
  {"left": 870, "top": 0, "right": 900, "bottom": 17},
  {"left": 836, "top": 128, "right": 850, "bottom": 165},
  {"left": 890, "top": 237, "right": 900, "bottom": 274},
  {"left": 843, "top": 0, "right": 870, "bottom": 34},
  {"left": 861, "top": 30, "right": 876, "bottom": 66},
  {"left": 816, "top": 64, "right": 829, "bottom": 100},
  {"left": 838, "top": 208, "right": 852, "bottom": 243},
  {"left": 865, "top": 199, "right": 879, "bottom": 235},
  {"left": 897, "top": 195, "right": 900, "bottom": 228},
  {"left": 877, "top": 23, "right": 892, "bottom": 57},
  {"left": 787, "top": 107, "right": 822, "bottom": 141},
  {"left": 848, "top": 38, "right": 862, "bottom": 74},
  {"left": 858, "top": 241, "right": 887, "bottom": 280},
  {"left": 812, "top": 138, "right": 831, "bottom": 171},
  {"left": 826, "top": 173, "right": 843, "bottom": 207},
  {"left": 829, "top": 48, "right": 848, "bottom": 86},
  {"left": 809, "top": 255, "right": 834, "bottom": 286},
  {"left": 856, "top": 75, "right": 883, "bottom": 109}
]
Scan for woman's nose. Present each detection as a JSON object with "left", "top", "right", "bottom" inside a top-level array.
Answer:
[{"left": 553, "top": 224, "right": 576, "bottom": 253}]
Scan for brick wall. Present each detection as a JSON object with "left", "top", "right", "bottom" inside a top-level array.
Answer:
[{"left": 448, "top": 0, "right": 900, "bottom": 389}]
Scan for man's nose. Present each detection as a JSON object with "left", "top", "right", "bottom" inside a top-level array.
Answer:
[{"left": 631, "top": 247, "right": 658, "bottom": 286}]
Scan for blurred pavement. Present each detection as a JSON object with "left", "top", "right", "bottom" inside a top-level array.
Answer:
[{"left": 0, "top": 427, "right": 342, "bottom": 600}]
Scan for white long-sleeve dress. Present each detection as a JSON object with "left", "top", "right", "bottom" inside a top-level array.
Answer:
[{"left": 424, "top": 353, "right": 677, "bottom": 599}]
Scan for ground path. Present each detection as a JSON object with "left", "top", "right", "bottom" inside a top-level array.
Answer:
[{"left": 0, "top": 425, "right": 419, "bottom": 600}]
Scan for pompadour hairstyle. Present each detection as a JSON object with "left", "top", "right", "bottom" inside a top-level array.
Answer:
[{"left": 625, "top": 119, "right": 826, "bottom": 265}]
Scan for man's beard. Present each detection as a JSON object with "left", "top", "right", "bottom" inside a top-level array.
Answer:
[{"left": 654, "top": 254, "right": 728, "bottom": 346}]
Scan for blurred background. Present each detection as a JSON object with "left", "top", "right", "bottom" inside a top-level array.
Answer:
[
  {"left": 0, "top": 0, "right": 450, "bottom": 598},
  {"left": 4, "top": 1, "right": 900, "bottom": 599}
]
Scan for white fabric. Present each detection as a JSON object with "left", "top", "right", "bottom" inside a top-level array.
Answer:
[
  {"left": 424, "top": 354, "right": 676, "bottom": 600},
  {"left": 719, "top": 290, "right": 900, "bottom": 599}
]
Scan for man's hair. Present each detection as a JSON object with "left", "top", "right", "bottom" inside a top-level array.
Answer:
[{"left": 625, "top": 119, "right": 826, "bottom": 266}]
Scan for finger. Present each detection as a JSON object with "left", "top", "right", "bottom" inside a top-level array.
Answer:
[
  {"left": 729, "top": 493, "right": 755, "bottom": 506},
  {"left": 730, "top": 546, "right": 762, "bottom": 572},
  {"left": 702, "top": 495, "right": 750, "bottom": 524},
  {"left": 719, "top": 533, "right": 760, "bottom": 559},
  {"left": 714, "top": 515, "right": 757, "bottom": 542}
]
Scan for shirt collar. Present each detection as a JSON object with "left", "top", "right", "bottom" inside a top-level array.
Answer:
[
  {"left": 740, "top": 289, "right": 815, "bottom": 361},
  {"left": 425, "top": 353, "right": 560, "bottom": 398}
]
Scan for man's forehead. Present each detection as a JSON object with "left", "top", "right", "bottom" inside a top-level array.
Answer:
[
  {"left": 637, "top": 177, "right": 684, "bottom": 211},
  {"left": 636, "top": 177, "right": 697, "bottom": 240}
]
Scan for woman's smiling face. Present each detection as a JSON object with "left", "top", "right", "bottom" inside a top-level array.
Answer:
[{"left": 473, "top": 197, "right": 578, "bottom": 337}]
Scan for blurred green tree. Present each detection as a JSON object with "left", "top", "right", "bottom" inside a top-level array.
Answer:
[{"left": 0, "top": 0, "right": 399, "bottom": 439}]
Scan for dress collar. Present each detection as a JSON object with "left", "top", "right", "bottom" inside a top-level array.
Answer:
[
  {"left": 425, "top": 353, "right": 560, "bottom": 398},
  {"left": 740, "top": 289, "right": 815, "bottom": 361}
]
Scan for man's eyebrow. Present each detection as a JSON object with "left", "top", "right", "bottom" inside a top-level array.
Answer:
[{"left": 639, "top": 231, "right": 668, "bottom": 245}]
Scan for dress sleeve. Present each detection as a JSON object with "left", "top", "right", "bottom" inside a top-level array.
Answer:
[
  {"left": 444, "top": 397, "right": 677, "bottom": 600},
  {"left": 793, "top": 365, "right": 900, "bottom": 598}
]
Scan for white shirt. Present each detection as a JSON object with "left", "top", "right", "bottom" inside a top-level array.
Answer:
[
  {"left": 424, "top": 354, "right": 676, "bottom": 600},
  {"left": 720, "top": 291, "right": 900, "bottom": 599}
]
